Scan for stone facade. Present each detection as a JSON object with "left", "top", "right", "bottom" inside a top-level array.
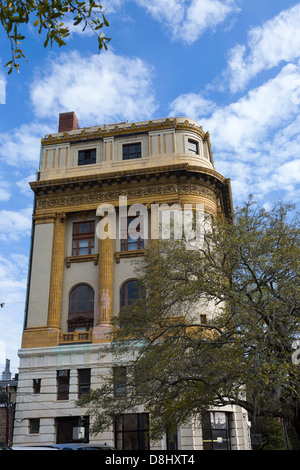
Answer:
[{"left": 13, "top": 113, "right": 251, "bottom": 449}]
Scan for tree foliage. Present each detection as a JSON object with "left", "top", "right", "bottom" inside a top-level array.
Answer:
[
  {"left": 0, "top": 0, "right": 110, "bottom": 73},
  {"left": 79, "top": 198, "right": 300, "bottom": 443}
]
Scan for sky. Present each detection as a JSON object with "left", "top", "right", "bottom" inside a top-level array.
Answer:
[{"left": 0, "top": 0, "right": 300, "bottom": 374}]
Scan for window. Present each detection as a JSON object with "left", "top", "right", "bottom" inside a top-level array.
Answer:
[
  {"left": 78, "top": 149, "right": 96, "bottom": 165},
  {"left": 188, "top": 139, "right": 199, "bottom": 155},
  {"left": 57, "top": 370, "right": 70, "bottom": 400},
  {"left": 166, "top": 428, "right": 178, "bottom": 450},
  {"left": 202, "top": 411, "right": 231, "bottom": 450},
  {"left": 120, "top": 280, "right": 145, "bottom": 309},
  {"left": 68, "top": 284, "right": 94, "bottom": 331},
  {"left": 200, "top": 314, "right": 207, "bottom": 325},
  {"left": 115, "top": 413, "right": 149, "bottom": 450},
  {"left": 122, "top": 143, "right": 141, "bottom": 160},
  {"left": 72, "top": 221, "right": 95, "bottom": 256},
  {"left": 56, "top": 416, "right": 89, "bottom": 444},
  {"left": 78, "top": 369, "right": 91, "bottom": 398},
  {"left": 113, "top": 366, "right": 127, "bottom": 397},
  {"left": 33, "top": 378, "right": 41, "bottom": 394},
  {"left": 120, "top": 216, "right": 144, "bottom": 251},
  {"left": 29, "top": 418, "right": 40, "bottom": 434}
]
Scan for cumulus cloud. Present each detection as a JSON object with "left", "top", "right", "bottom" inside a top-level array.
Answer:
[
  {"left": 170, "top": 92, "right": 215, "bottom": 118},
  {"left": 30, "top": 50, "right": 158, "bottom": 125},
  {"left": 225, "top": 3, "right": 300, "bottom": 92},
  {"left": 0, "top": 122, "right": 51, "bottom": 167},
  {"left": 0, "top": 254, "right": 28, "bottom": 372},
  {"left": 169, "top": 60, "right": 300, "bottom": 204},
  {"left": 0, "top": 207, "right": 32, "bottom": 242},
  {"left": 0, "top": 180, "right": 11, "bottom": 201},
  {"left": 137, "top": 0, "right": 240, "bottom": 44},
  {"left": 170, "top": 61, "right": 300, "bottom": 151},
  {"left": 0, "top": 73, "right": 6, "bottom": 104}
]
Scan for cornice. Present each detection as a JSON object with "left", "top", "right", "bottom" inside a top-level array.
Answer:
[
  {"left": 41, "top": 117, "right": 210, "bottom": 147},
  {"left": 30, "top": 163, "right": 226, "bottom": 193},
  {"left": 30, "top": 164, "right": 233, "bottom": 220}
]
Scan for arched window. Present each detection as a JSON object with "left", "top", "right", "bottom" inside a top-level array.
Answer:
[
  {"left": 120, "top": 280, "right": 145, "bottom": 309},
  {"left": 68, "top": 284, "right": 94, "bottom": 331}
]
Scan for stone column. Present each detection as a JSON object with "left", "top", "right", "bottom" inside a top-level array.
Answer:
[
  {"left": 47, "top": 212, "right": 66, "bottom": 328},
  {"left": 97, "top": 237, "right": 114, "bottom": 324}
]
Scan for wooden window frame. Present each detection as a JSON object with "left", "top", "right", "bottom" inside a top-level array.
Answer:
[
  {"left": 120, "top": 280, "right": 145, "bottom": 310},
  {"left": 72, "top": 221, "right": 95, "bottom": 257},
  {"left": 68, "top": 284, "right": 94, "bottom": 332},
  {"left": 120, "top": 216, "right": 144, "bottom": 252}
]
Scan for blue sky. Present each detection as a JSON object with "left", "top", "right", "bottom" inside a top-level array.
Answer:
[{"left": 0, "top": 0, "right": 300, "bottom": 374}]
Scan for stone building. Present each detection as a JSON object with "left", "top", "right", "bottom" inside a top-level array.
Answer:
[
  {"left": 13, "top": 113, "right": 251, "bottom": 449},
  {"left": 0, "top": 360, "right": 18, "bottom": 445}
]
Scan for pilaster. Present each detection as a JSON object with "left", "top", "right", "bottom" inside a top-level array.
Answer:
[{"left": 47, "top": 212, "right": 66, "bottom": 329}]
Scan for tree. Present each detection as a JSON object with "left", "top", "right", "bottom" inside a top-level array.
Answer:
[
  {"left": 0, "top": 0, "right": 110, "bottom": 73},
  {"left": 79, "top": 199, "right": 300, "bottom": 444}
]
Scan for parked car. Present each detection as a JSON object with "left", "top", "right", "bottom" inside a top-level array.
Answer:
[
  {"left": 48, "top": 443, "right": 114, "bottom": 450},
  {"left": 0, "top": 444, "right": 12, "bottom": 450},
  {"left": 11, "top": 446, "right": 58, "bottom": 450}
]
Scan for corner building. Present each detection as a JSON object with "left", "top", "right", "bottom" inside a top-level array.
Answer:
[{"left": 14, "top": 113, "right": 251, "bottom": 450}]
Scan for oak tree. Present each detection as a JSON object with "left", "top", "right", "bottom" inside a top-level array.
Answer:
[
  {"left": 0, "top": 0, "right": 110, "bottom": 73},
  {"left": 79, "top": 199, "right": 300, "bottom": 444}
]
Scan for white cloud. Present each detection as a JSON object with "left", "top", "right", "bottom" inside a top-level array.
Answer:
[
  {"left": 0, "top": 62, "right": 6, "bottom": 104},
  {"left": 0, "top": 74, "right": 6, "bottom": 104},
  {"left": 0, "top": 180, "right": 11, "bottom": 201},
  {"left": 16, "top": 174, "right": 37, "bottom": 196},
  {"left": 30, "top": 50, "right": 158, "bottom": 125},
  {"left": 171, "top": 61, "right": 300, "bottom": 152},
  {"left": 170, "top": 92, "right": 215, "bottom": 118},
  {"left": 169, "top": 60, "right": 300, "bottom": 204},
  {"left": 137, "top": 0, "right": 240, "bottom": 44},
  {"left": 0, "top": 207, "right": 32, "bottom": 242},
  {"left": 0, "top": 253, "right": 28, "bottom": 373},
  {"left": 0, "top": 122, "right": 51, "bottom": 167},
  {"left": 225, "top": 3, "right": 300, "bottom": 92}
]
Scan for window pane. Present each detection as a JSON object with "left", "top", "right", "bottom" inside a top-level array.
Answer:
[
  {"left": 123, "top": 414, "right": 138, "bottom": 431},
  {"left": 123, "top": 143, "right": 141, "bottom": 160},
  {"left": 79, "top": 239, "right": 89, "bottom": 255},
  {"left": 188, "top": 140, "right": 198, "bottom": 154},
  {"left": 79, "top": 223, "right": 90, "bottom": 233},
  {"left": 78, "top": 149, "right": 96, "bottom": 165},
  {"left": 76, "top": 285, "right": 88, "bottom": 311}
]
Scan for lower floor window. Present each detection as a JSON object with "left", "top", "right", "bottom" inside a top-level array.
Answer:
[
  {"left": 29, "top": 418, "right": 40, "bottom": 434},
  {"left": 202, "top": 411, "right": 231, "bottom": 450},
  {"left": 115, "top": 413, "right": 149, "bottom": 450},
  {"left": 56, "top": 416, "right": 89, "bottom": 444}
]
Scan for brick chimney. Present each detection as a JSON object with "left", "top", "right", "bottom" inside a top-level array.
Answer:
[{"left": 58, "top": 112, "right": 79, "bottom": 133}]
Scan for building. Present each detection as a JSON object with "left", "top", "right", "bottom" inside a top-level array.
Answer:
[
  {"left": 0, "top": 359, "right": 18, "bottom": 446},
  {"left": 13, "top": 113, "right": 251, "bottom": 449}
]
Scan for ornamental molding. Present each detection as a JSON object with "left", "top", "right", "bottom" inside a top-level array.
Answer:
[
  {"left": 36, "top": 183, "right": 217, "bottom": 210},
  {"left": 41, "top": 118, "right": 210, "bottom": 147}
]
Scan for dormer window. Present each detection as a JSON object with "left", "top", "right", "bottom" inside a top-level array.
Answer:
[
  {"left": 188, "top": 139, "right": 199, "bottom": 155},
  {"left": 123, "top": 143, "right": 141, "bottom": 160},
  {"left": 78, "top": 148, "right": 96, "bottom": 165}
]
